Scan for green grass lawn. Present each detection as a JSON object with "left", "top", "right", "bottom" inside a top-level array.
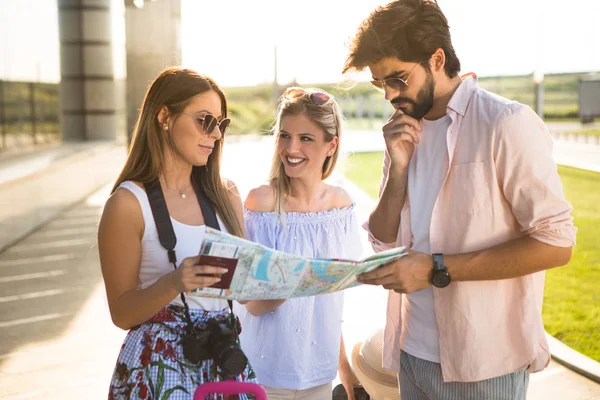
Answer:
[
  {"left": 344, "top": 151, "right": 600, "bottom": 362},
  {"left": 567, "top": 129, "right": 600, "bottom": 137},
  {"left": 345, "top": 118, "right": 386, "bottom": 131}
]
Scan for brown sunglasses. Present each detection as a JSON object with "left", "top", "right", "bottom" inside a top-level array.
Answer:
[
  {"left": 283, "top": 87, "right": 334, "bottom": 106},
  {"left": 182, "top": 111, "right": 230, "bottom": 135}
]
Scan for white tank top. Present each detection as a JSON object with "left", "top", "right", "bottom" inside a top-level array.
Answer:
[{"left": 117, "top": 181, "right": 228, "bottom": 311}]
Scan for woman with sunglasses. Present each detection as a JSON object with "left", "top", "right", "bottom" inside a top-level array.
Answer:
[
  {"left": 98, "top": 67, "right": 256, "bottom": 399},
  {"left": 236, "top": 87, "right": 363, "bottom": 400}
]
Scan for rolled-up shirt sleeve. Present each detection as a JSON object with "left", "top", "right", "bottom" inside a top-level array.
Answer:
[
  {"left": 363, "top": 221, "right": 397, "bottom": 252},
  {"left": 362, "top": 149, "right": 399, "bottom": 252},
  {"left": 494, "top": 104, "right": 577, "bottom": 247}
]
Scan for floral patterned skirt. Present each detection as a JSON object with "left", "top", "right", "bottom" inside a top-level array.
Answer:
[{"left": 108, "top": 305, "right": 257, "bottom": 400}]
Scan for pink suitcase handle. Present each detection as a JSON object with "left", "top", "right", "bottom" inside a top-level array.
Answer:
[{"left": 193, "top": 381, "right": 267, "bottom": 400}]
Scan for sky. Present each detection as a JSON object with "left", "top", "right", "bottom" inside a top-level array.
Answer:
[{"left": 0, "top": 0, "right": 599, "bottom": 86}]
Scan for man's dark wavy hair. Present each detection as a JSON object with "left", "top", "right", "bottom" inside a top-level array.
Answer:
[{"left": 343, "top": 0, "right": 461, "bottom": 78}]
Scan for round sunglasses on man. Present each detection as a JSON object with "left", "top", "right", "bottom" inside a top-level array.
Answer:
[{"left": 370, "top": 62, "right": 421, "bottom": 92}]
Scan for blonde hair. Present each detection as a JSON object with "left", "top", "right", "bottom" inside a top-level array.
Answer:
[
  {"left": 112, "top": 67, "right": 243, "bottom": 237},
  {"left": 268, "top": 88, "right": 344, "bottom": 216}
]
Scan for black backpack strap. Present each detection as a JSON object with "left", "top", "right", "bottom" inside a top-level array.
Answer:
[
  {"left": 192, "top": 178, "right": 220, "bottom": 231},
  {"left": 144, "top": 179, "right": 177, "bottom": 264},
  {"left": 144, "top": 179, "right": 197, "bottom": 331},
  {"left": 192, "top": 176, "right": 237, "bottom": 327}
]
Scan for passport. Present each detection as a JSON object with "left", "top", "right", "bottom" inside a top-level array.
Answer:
[{"left": 197, "top": 255, "right": 238, "bottom": 290}]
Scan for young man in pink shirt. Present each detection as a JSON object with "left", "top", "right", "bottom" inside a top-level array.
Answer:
[{"left": 345, "top": 0, "right": 577, "bottom": 399}]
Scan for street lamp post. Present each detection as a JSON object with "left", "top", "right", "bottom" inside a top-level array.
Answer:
[
  {"left": 533, "top": 70, "right": 544, "bottom": 119},
  {"left": 533, "top": 0, "right": 544, "bottom": 119},
  {"left": 273, "top": 44, "right": 279, "bottom": 105}
]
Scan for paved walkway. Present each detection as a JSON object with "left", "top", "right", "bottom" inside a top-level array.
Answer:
[
  {"left": 0, "top": 135, "right": 599, "bottom": 399},
  {"left": 0, "top": 142, "right": 127, "bottom": 253}
]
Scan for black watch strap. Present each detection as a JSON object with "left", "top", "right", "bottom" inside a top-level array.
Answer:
[
  {"left": 432, "top": 253, "right": 451, "bottom": 288},
  {"left": 433, "top": 253, "right": 444, "bottom": 271}
]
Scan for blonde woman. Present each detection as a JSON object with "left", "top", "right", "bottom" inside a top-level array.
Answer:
[
  {"left": 98, "top": 67, "right": 256, "bottom": 399},
  {"left": 236, "top": 87, "right": 362, "bottom": 400}
]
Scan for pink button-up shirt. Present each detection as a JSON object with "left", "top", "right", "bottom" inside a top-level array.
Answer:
[{"left": 364, "top": 74, "right": 577, "bottom": 382}]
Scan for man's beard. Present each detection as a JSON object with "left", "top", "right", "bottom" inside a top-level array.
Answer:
[{"left": 391, "top": 68, "right": 435, "bottom": 120}]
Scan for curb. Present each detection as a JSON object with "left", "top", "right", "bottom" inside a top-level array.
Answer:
[{"left": 546, "top": 333, "right": 600, "bottom": 384}]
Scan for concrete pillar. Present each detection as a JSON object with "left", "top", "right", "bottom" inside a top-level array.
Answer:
[
  {"left": 57, "top": 0, "right": 127, "bottom": 142},
  {"left": 125, "top": 0, "right": 181, "bottom": 139}
]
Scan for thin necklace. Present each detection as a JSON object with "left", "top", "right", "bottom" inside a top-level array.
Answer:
[
  {"left": 176, "top": 182, "right": 192, "bottom": 199},
  {"left": 163, "top": 179, "right": 192, "bottom": 199}
]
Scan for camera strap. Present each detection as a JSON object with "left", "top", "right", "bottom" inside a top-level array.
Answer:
[{"left": 144, "top": 176, "right": 236, "bottom": 334}]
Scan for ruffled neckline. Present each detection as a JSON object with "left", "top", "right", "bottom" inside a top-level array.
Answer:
[{"left": 244, "top": 204, "right": 355, "bottom": 224}]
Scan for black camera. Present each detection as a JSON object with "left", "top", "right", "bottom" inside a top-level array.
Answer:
[{"left": 181, "top": 318, "right": 248, "bottom": 377}]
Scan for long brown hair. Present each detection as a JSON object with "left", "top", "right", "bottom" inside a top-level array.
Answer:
[
  {"left": 268, "top": 88, "right": 343, "bottom": 216},
  {"left": 112, "top": 67, "right": 243, "bottom": 237}
]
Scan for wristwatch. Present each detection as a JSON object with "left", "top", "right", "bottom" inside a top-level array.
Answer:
[{"left": 432, "top": 253, "right": 451, "bottom": 288}]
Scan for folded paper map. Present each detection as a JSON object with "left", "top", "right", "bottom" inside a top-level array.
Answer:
[{"left": 189, "top": 227, "right": 407, "bottom": 300}]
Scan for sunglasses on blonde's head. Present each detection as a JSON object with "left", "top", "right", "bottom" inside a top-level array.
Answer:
[
  {"left": 370, "top": 61, "right": 421, "bottom": 92},
  {"left": 182, "top": 111, "right": 230, "bottom": 135},
  {"left": 283, "top": 87, "right": 334, "bottom": 106}
]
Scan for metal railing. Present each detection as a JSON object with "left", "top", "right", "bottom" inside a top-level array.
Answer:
[{"left": 0, "top": 80, "right": 60, "bottom": 152}]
